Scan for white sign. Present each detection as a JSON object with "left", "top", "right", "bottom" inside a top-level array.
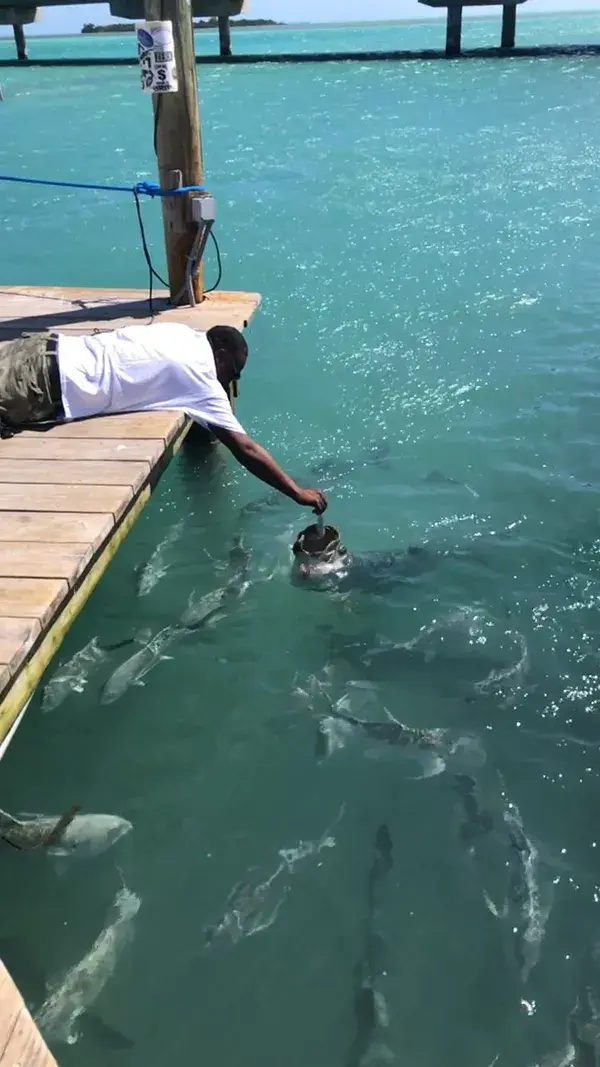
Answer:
[{"left": 136, "top": 20, "right": 178, "bottom": 95}]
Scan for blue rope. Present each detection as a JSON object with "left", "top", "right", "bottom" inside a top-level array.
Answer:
[{"left": 0, "top": 174, "right": 206, "bottom": 196}]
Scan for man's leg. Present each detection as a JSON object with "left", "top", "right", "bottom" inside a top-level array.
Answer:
[{"left": 0, "top": 333, "right": 59, "bottom": 428}]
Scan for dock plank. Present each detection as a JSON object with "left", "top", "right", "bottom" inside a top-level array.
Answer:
[
  {"left": 0, "top": 460, "right": 150, "bottom": 485},
  {"left": 0, "top": 578, "right": 69, "bottom": 623},
  {"left": 0, "top": 483, "right": 130, "bottom": 516},
  {"left": 0, "top": 543, "right": 91, "bottom": 580},
  {"left": 0, "top": 437, "right": 166, "bottom": 463},
  {"left": 0, "top": 618, "right": 41, "bottom": 665},
  {"left": 0, "top": 512, "right": 113, "bottom": 545}
]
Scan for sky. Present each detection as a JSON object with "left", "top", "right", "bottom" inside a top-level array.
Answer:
[{"left": 1, "top": 0, "right": 599, "bottom": 37}]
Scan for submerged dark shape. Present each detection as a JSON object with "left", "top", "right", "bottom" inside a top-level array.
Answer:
[
  {"left": 241, "top": 442, "right": 391, "bottom": 515},
  {"left": 311, "top": 442, "right": 391, "bottom": 480},
  {"left": 327, "top": 630, "right": 507, "bottom": 696},
  {"left": 83, "top": 1013, "right": 134, "bottom": 1050},
  {"left": 345, "top": 824, "right": 394, "bottom": 1067},
  {"left": 452, "top": 774, "right": 494, "bottom": 846},
  {"left": 567, "top": 943, "right": 600, "bottom": 1066}
]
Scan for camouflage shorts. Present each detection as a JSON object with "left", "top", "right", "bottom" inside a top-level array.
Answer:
[{"left": 0, "top": 331, "right": 63, "bottom": 430}]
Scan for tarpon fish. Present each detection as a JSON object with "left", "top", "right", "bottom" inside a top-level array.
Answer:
[
  {"left": 315, "top": 700, "right": 449, "bottom": 779},
  {"left": 100, "top": 625, "right": 180, "bottom": 705},
  {"left": 136, "top": 520, "right": 184, "bottom": 597},
  {"left": 36, "top": 883, "right": 140, "bottom": 1045},
  {"left": 204, "top": 866, "right": 289, "bottom": 946},
  {"left": 181, "top": 534, "right": 252, "bottom": 631},
  {"left": 0, "top": 808, "right": 132, "bottom": 856},
  {"left": 41, "top": 638, "right": 108, "bottom": 713},
  {"left": 296, "top": 542, "right": 490, "bottom": 595},
  {"left": 504, "top": 801, "right": 551, "bottom": 983},
  {"left": 422, "top": 470, "right": 479, "bottom": 498},
  {"left": 310, "top": 442, "right": 391, "bottom": 481},
  {"left": 329, "top": 631, "right": 509, "bottom": 698},
  {"left": 345, "top": 825, "right": 394, "bottom": 1067},
  {"left": 205, "top": 811, "right": 341, "bottom": 947},
  {"left": 316, "top": 701, "right": 446, "bottom": 755}
]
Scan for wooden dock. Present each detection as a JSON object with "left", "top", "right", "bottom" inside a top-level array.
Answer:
[
  {"left": 0, "top": 959, "right": 57, "bottom": 1067},
  {"left": 0, "top": 286, "right": 260, "bottom": 751}
]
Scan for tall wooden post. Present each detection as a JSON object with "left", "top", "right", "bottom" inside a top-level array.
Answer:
[
  {"left": 143, "top": 0, "right": 204, "bottom": 303},
  {"left": 218, "top": 15, "right": 231, "bottom": 56},
  {"left": 445, "top": 5, "right": 463, "bottom": 56},
  {"left": 12, "top": 23, "right": 27, "bottom": 60},
  {"left": 501, "top": 4, "right": 516, "bottom": 48}
]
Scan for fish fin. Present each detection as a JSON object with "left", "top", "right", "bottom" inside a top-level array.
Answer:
[
  {"left": 483, "top": 891, "right": 508, "bottom": 919},
  {"left": 133, "top": 680, "right": 146, "bottom": 688},
  {"left": 0, "top": 808, "right": 24, "bottom": 831},
  {"left": 374, "top": 991, "right": 390, "bottom": 1028},
  {"left": 133, "top": 627, "right": 153, "bottom": 645},
  {"left": 159, "top": 655, "right": 174, "bottom": 662},
  {"left": 382, "top": 706, "right": 402, "bottom": 725},
  {"left": 360, "top": 1042, "right": 395, "bottom": 1065},
  {"left": 409, "top": 754, "right": 446, "bottom": 779},
  {"left": 101, "top": 637, "right": 136, "bottom": 652},
  {"left": 41, "top": 804, "right": 81, "bottom": 849},
  {"left": 315, "top": 722, "right": 331, "bottom": 763},
  {"left": 82, "top": 1013, "right": 134, "bottom": 1050}
]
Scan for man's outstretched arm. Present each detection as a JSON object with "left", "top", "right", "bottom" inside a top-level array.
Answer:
[{"left": 212, "top": 427, "right": 328, "bottom": 514}]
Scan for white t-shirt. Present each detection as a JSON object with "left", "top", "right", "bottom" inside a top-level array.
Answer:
[{"left": 56, "top": 323, "right": 244, "bottom": 434}]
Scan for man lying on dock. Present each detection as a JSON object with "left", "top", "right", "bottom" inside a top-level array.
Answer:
[{"left": 0, "top": 322, "right": 327, "bottom": 514}]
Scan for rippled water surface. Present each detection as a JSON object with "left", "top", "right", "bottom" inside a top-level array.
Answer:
[{"left": 1, "top": 18, "right": 600, "bottom": 1067}]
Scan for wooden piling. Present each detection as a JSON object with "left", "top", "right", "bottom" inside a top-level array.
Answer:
[
  {"left": 218, "top": 15, "right": 232, "bottom": 56},
  {"left": 446, "top": 5, "right": 463, "bottom": 55},
  {"left": 143, "top": 0, "right": 204, "bottom": 303},
  {"left": 501, "top": 4, "right": 516, "bottom": 48},
  {"left": 12, "top": 23, "right": 27, "bottom": 61}
]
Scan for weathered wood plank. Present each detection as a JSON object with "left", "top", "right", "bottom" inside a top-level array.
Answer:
[
  {"left": 0, "top": 512, "right": 113, "bottom": 545},
  {"left": 0, "top": 483, "right": 130, "bottom": 516},
  {"left": 0, "top": 437, "right": 165, "bottom": 463},
  {"left": 18, "top": 412, "right": 184, "bottom": 441},
  {"left": 0, "top": 963, "right": 57, "bottom": 1067},
  {"left": 0, "top": 578, "right": 69, "bottom": 622},
  {"left": 0, "top": 618, "right": 40, "bottom": 665},
  {"left": 1, "top": 1013, "right": 57, "bottom": 1067},
  {"left": 0, "top": 459, "right": 150, "bottom": 486},
  {"left": 0, "top": 994, "right": 20, "bottom": 1064},
  {"left": 0, "top": 543, "right": 91, "bottom": 580},
  {"left": 0, "top": 286, "right": 261, "bottom": 338}
]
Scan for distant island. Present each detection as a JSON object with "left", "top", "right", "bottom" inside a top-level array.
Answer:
[{"left": 81, "top": 18, "right": 282, "bottom": 33}]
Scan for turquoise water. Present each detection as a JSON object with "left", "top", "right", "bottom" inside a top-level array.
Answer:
[{"left": 2, "top": 18, "right": 600, "bottom": 1067}]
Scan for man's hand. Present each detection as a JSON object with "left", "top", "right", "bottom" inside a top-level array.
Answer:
[{"left": 295, "top": 488, "right": 328, "bottom": 515}]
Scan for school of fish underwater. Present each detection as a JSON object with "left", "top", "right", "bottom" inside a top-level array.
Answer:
[{"left": 3, "top": 26, "right": 600, "bottom": 1067}]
